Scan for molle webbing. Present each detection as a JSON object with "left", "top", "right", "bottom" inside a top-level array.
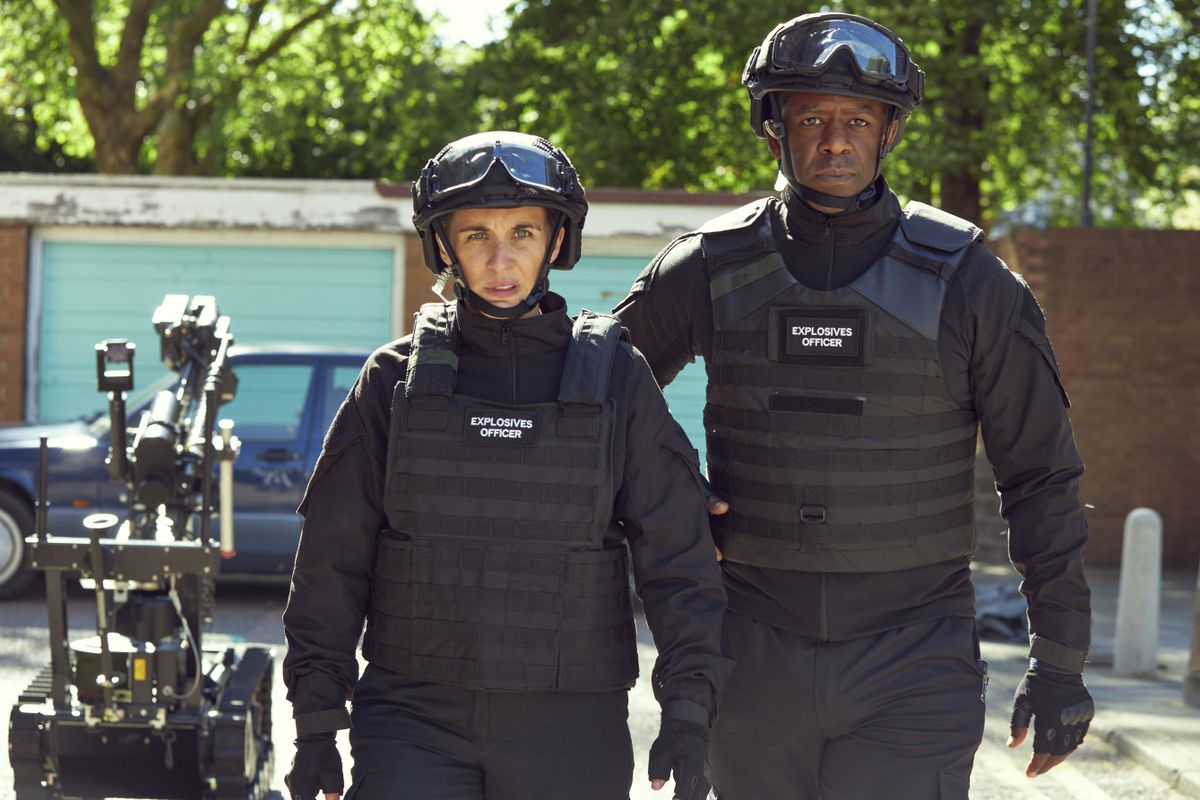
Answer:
[
  {"left": 711, "top": 470, "right": 974, "bottom": 507},
  {"left": 699, "top": 201, "right": 981, "bottom": 572},
  {"left": 368, "top": 304, "right": 638, "bottom": 691},
  {"left": 364, "top": 538, "right": 637, "bottom": 691},
  {"left": 715, "top": 506, "right": 975, "bottom": 547},
  {"left": 706, "top": 434, "right": 974, "bottom": 473}
]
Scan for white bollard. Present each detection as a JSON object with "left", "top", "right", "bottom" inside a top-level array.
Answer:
[{"left": 1113, "top": 508, "right": 1162, "bottom": 678}]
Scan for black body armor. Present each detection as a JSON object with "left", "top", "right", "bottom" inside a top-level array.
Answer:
[
  {"left": 703, "top": 200, "right": 983, "bottom": 572},
  {"left": 363, "top": 303, "right": 639, "bottom": 691}
]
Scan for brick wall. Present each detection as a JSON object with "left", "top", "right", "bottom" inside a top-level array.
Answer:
[
  {"left": 994, "top": 229, "right": 1200, "bottom": 569},
  {"left": 402, "top": 233, "right": 442, "bottom": 334},
  {"left": 0, "top": 224, "right": 28, "bottom": 422}
]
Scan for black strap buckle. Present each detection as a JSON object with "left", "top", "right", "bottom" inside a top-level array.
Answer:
[{"left": 800, "top": 504, "right": 827, "bottom": 524}]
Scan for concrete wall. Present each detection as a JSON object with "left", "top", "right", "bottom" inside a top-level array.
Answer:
[{"left": 995, "top": 229, "right": 1200, "bottom": 569}]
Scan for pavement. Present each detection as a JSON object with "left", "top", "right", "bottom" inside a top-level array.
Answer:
[{"left": 972, "top": 558, "right": 1200, "bottom": 797}]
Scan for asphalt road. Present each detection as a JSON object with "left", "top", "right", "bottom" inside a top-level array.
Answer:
[{"left": 0, "top": 582, "right": 1188, "bottom": 800}]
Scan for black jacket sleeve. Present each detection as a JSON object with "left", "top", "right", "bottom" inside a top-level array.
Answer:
[
  {"left": 612, "top": 235, "right": 712, "bottom": 387},
  {"left": 613, "top": 343, "right": 733, "bottom": 720},
  {"left": 282, "top": 344, "right": 403, "bottom": 733},
  {"left": 950, "top": 247, "right": 1092, "bottom": 667}
]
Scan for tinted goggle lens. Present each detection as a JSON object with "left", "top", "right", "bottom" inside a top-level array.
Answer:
[
  {"left": 431, "top": 140, "right": 562, "bottom": 196},
  {"left": 770, "top": 19, "right": 904, "bottom": 80}
]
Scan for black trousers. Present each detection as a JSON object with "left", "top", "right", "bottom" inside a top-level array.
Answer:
[
  {"left": 345, "top": 664, "right": 634, "bottom": 800},
  {"left": 710, "top": 613, "right": 987, "bottom": 800}
]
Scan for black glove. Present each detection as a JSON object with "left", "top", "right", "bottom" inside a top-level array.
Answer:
[
  {"left": 284, "top": 732, "right": 343, "bottom": 799},
  {"left": 648, "top": 719, "right": 711, "bottom": 800},
  {"left": 1010, "top": 661, "right": 1094, "bottom": 755}
]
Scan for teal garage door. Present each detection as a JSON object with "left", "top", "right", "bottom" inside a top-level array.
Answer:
[
  {"left": 555, "top": 256, "right": 708, "bottom": 469},
  {"left": 38, "top": 241, "right": 392, "bottom": 422}
]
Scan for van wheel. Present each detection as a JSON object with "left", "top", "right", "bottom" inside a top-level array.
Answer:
[{"left": 0, "top": 490, "right": 36, "bottom": 600}]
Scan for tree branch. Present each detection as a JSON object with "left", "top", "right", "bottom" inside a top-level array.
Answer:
[
  {"left": 243, "top": 0, "right": 337, "bottom": 74},
  {"left": 240, "top": 0, "right": 269, "bottom": 54},
  {"left": 112, "top": 0, "right": 155, "bottom": 89},
  {"left": 52, "top": 0, "right": 106, "bottom": 95}
]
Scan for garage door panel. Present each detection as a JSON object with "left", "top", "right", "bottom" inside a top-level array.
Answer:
[
  {"left": 39, "top": 241, "right": 392, "bottom": 422},
  {"left": 555, "top": 256, "right": 708, "bottom": 470}
]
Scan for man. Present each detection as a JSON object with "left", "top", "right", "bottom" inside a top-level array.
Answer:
[
  {"left": 614, "top": 13, "right": 1093, "bottom": 799},
  {"left": 283, "top": 132, "right": 730, "bottom": 800}
]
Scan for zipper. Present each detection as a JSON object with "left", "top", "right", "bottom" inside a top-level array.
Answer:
[
  {"left": 501, "top": 322, "right": 515, "bottom": 402},
  {"left": 824, "top": 218, "right": 836, "bottom": 290}
]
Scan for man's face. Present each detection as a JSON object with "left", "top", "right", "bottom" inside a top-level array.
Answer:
[
  {"left": 436, "top": 206, "right": 563, "bottom": 315},
  {"left": 767, "top": 91, "right": 898, "bottom": 213}
]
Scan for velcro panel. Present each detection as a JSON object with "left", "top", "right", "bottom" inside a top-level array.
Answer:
[
  {"left": 399, "top": 438, "right": 600, "bottom": 469},
  {"left": 392, "top": 472, "right": 597, "bottom": 508},
  {"left": 718, "top": 364, "right": 944, "bottom": 398},
  {"left": 390, "top": 511, "right": 595, "bottom": 545},
  {"left": 705, "top": 404, "right": 976, "bottom": 437}
]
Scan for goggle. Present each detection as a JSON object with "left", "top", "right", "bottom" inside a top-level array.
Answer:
[
  {"left": 766, "top": 17, "right": 915, "bottom": 88},
  {"left": 423, "top": 133, "right": 571, "bottom": 199}
]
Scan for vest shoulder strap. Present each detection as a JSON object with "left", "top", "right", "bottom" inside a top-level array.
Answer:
[
  {"left": 405, "top": 302, "right": 458, "bottom": 398},
  {"left": 697, "top": 197, "right": 774, "bottom": 235},
  {"left": 559, "top": 310, "right": 624, "bottom": 406},
  {"left": 890, "top": 202, "right": 983, "bottom": 281}
]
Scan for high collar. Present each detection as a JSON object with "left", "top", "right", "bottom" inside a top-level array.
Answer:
[
  {"left": 454, "top": 292, "right": 572, "bottom": 357},
  {"left": 778, "top": 176, "right": 902, "bottom": 249}
]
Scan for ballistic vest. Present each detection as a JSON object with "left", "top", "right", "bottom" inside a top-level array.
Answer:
[
  {"left": 704, "top": 199, "right": 983, "bottom": 572},
  {"left": 362, "top": 303, "right": 639, "bottom": 692}
]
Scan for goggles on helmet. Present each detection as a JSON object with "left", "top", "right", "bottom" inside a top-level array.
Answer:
[
  {"left": 418, "top": 132, "right": 579, "bottom": 208},
  {"left": 772, "top": 18, "right": 909, "bottom": 83},
  {"left": 411, "top": 131, "right": 588, "bottom": 278},
  {"left": 743, "top": 13, "right": 923, "bottom": 114}
]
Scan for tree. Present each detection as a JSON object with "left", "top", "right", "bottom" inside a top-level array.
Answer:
[
  {"left": 1, "top": 0, "right": 338, "bottom": 174},
  {"left": 465, "top": 0, "right": 1199, "bottom": 228}
]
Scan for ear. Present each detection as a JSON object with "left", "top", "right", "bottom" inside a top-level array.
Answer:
[
  {"left": 883, "top": 117, "right": 900, "bottom": 149},
  {"left": 550, "top": 226, "right": 565, "bottom": 263},
  {"left": 435, "top": 232, "right": 452, "bottom": 265},
  {"left": 765, "top": 126, "right": 783, "bottom": 160},
  {"left": 762, "top": 114, "right": 788, "bottom": 159}
]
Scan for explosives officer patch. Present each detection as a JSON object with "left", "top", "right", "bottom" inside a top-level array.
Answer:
[
  {"left": 464, "top": 409, "right": 539, "bottom": 446},
  {"left": 770, "top": 307, "right": 868, "bottom": 366}
]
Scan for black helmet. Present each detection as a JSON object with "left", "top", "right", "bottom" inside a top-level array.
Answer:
[
  {"left": 741, "top": 13, "right": 924, "bottom": 212},
  {"left": 743, "top": 12, "right": 924, "bottom": 139},
  {"left": 411, "top": 132, "right": 588, "bottom": 318},
  {"left": 413, "top": 132, "right": 586, "bottom": 268}
]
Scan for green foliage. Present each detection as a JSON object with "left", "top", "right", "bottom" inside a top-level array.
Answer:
[
  {"left": 463, "top": 0, "right": 1199, "bottom": 228},
  {"left": 212, "top": 0, "right": 455, "bottom": 180},
  {"left": 1, "top": 0, "right": 1196, "bottom": 228}
]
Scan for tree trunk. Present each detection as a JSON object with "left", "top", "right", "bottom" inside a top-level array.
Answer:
[
  {"left": 154, "top": 107, "right": 197, "bottom": 175},
  {"left": 77, "top": 91, "right": 144, "bottom": 174},
  {"left": 941, "top": 168, "right": 982, "bottom": 225},
  {"left": 938, "top": 16, "right": 987, "bottom": 225}
]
